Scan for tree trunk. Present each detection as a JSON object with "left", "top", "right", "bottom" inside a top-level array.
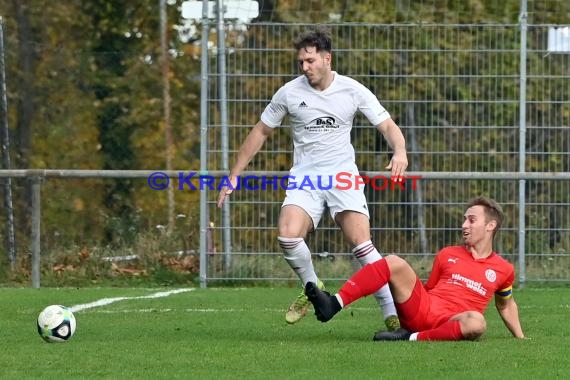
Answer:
[{"left": 12, "top": 0, "right": 36, "bottom": 244}]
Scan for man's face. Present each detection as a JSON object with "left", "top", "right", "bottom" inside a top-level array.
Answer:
[
  {"left": 297, "top": 46, "right": 331, "bottom": 90},
  {"left": 462, "top": 205, "right": 496, "bottom": 246}
]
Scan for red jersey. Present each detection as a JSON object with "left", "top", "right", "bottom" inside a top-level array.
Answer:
[{"left": 423, "top": 246, "right": 515, "bottom": 318}]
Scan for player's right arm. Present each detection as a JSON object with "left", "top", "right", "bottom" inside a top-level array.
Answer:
[
  {"left": 217, "top": 121, "right": 274, "bottom": 207},
  {"left": 424, "top": 249, "right": 444, "bottom": 290}
]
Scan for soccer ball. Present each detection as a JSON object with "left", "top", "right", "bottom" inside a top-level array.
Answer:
[{"left": 37, "top": 305, "right": 76, "bottom": 343}]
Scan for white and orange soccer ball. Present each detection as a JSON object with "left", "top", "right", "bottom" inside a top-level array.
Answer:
[{"left": 37, "top": 305, "right": 76, "bottom": 343}]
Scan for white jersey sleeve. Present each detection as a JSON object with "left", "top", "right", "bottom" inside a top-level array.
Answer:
[
  {"left": 353, "top": 81, "right": 391, "bottom": 126},
  {"left": 260, "top": 86, "right": 288, "bottom": 128}
]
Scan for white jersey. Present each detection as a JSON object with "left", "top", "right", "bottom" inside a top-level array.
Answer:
[{"left": 260, "top": 72, "right": 390, "bottom": 175}]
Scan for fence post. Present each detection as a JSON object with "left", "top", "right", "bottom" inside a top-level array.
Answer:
[
  {"left": 30, "top": 176, "right": 42, "bottom": 288},
  {"left": 0, "top": 16, "right": 17, "bottom": 270},
  {"left": 215, "top": 0, "right": 233, "bottom": 271},
  {"left": 518, "top": 0, "right": 528, "bottom": 289},
  {"left": 199, "top": 0, "right": 211, "bottom": 288}
]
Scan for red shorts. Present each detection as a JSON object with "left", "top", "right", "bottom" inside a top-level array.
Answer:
[{"left": 396, "top": 277, "right": 454, "bottom": 332}]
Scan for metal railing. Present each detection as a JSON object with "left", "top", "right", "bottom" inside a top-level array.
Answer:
[{"left": 2, "top": 169, "right": 570, "bottom": 288}]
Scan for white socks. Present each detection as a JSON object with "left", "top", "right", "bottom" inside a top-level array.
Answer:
[
  {"left": 278, "top": 237, "right": 318, "bottom": 285},
  {"left": 351, "top": 240, "right": 398, "bottom": 319},
  {"left": 278, "top": 237, "right": 399, "bottom": 321}
]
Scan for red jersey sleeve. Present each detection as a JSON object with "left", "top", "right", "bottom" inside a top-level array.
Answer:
[
  {"left": 424, "top": 250, "right": 444, "bottom": 291},
  {"left": 495, "top": 263, "right": 515, "bottom": 299}
]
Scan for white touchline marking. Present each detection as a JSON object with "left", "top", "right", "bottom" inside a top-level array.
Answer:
[
  {"left": 85, "top": 307, "right": 292, "bottom": 314},
  {"left": 70, "top": 288, "right": 195, "bottom": 313}
]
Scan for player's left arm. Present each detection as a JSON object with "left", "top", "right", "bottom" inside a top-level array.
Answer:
[
  {"left": 494, "top": 288, "right": 525, "bottom": 339},
  {"left": 376, "top": 118, "right": 408, "bottom": 178}
]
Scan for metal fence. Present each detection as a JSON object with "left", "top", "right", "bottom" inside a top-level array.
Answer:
[
  {"left": 0, "top": 170, "right": 569, "bottom": 288},
  {"left": 1, "top": 6, "right": 570, "bottom": 288},
  {"left": 201, "top": 20, "right": 570, "bottom": 286}
]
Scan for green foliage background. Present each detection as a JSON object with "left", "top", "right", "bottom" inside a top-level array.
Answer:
[{"left": 0, "top": 1, "right": 569, "bottom": 277}]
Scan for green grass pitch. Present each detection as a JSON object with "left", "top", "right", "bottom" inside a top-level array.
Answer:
[{"left": 0, "top": 286, "right": 569, "bottom": 379}]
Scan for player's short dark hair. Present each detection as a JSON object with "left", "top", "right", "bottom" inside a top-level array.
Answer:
[
  {"left": 293, "top": 28, "right": 332, "bottom": 53},
  {"left": 466, "top": 196, "right": 504, "bottom": 236}
]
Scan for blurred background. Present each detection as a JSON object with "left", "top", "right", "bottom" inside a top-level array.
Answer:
[{"left": 0, "top": 0, "right": 569, "bottom": 287}]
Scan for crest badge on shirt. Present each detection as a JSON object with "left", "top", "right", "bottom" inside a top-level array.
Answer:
[{"left": 485, "top": 269, "right": 497, "bottom": 283}]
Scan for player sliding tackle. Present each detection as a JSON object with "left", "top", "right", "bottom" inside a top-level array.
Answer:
[{"left": 305, "top": 197, "right": 526, "bottom": 341}]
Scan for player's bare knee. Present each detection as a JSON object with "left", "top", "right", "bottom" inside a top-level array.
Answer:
[
  {"left": 277, "top": 218, "right": 311, "bottom": 238},
  {"left": 277, "top": 222, "right": 307, "bottom": 238},
  {"left": 462, "top": 312, "right": 486, "bottom": 340},
  {"left": 278, "top": 227, "right": 297, "bottom": 238},
  {"left": 385, "top": 255, "right": 408, "bottom": 273}
]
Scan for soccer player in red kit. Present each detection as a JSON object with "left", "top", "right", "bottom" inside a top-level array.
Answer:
[{"left": 305, "top": 196, "right": 525, "bottom": 341}]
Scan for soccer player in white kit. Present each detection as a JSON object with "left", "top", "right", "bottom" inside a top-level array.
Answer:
[{"left": 217, "top": 28, "right": 408, "bottom": 331}]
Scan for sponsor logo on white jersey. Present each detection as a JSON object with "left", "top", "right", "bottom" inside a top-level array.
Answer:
[{"left": 304, "top": 117, "right": 339, "bottom": 133}]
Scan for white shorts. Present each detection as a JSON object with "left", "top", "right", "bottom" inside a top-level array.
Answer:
[{"left": 281, "top": 168, "right": 370, "bottom": 230}]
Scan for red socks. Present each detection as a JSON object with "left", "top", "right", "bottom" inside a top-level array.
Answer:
[
  {"left": 337, "top": 257, "right": 465, "bottom": 342},
  {"left": 417, "top": 320, "right": 463, "bottom": 341},
  {"left": 338, "top": 259, "right": 390, "bottom": 307}
]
